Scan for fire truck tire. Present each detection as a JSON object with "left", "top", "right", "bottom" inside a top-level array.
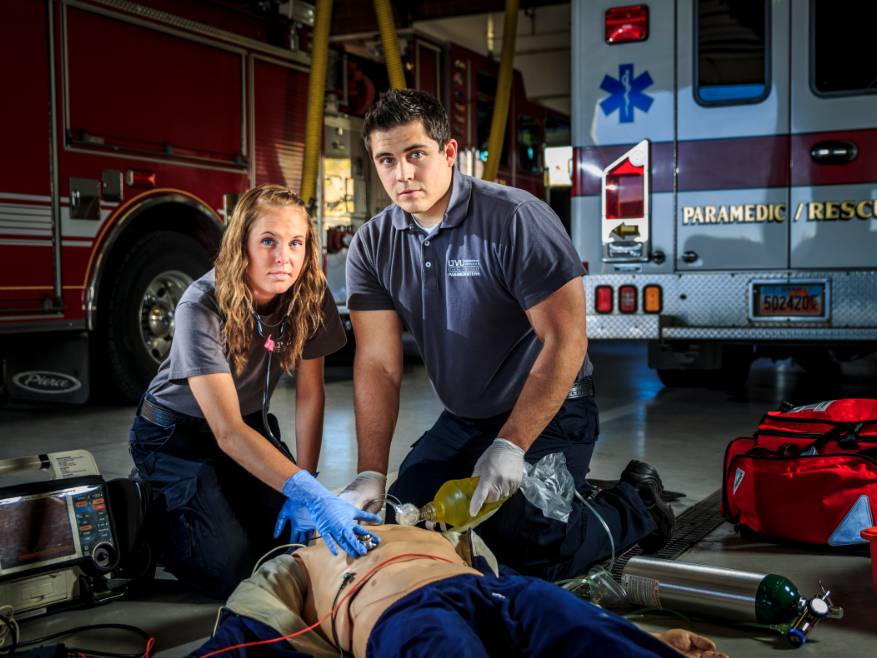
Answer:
[{"left": 104, "top": 232, "right": 211, "bottom": 403}]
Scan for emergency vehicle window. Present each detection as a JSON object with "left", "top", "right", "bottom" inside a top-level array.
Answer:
[
  {"left": 695, "top": 0, "right": 768, "bottom": 105},
  {"left": 545, "top": 114, "right": 571, "bottom": 147},
  {"left": 476, "top": 72, "right": 509, "bottom": 167},
  {"left": 812, "top": 1, "right": 877, "bottom": 95},
  {"left": 516, "top": 115, "right": 542, "bottom": 174}
]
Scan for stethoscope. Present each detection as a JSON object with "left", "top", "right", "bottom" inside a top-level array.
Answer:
[{"left": 252, "top": 310, "right": 296, "bottom": 464}]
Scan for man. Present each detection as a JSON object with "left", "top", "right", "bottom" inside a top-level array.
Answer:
[
  {"left": 339, "top": 89, "right": 673, "bottom": 581},
  {"left": 193, "top": 525, "right": 727, "bottom": 658}
]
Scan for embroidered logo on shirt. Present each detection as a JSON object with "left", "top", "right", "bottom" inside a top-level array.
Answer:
[{"left": 447, "top": 258, "right": 481, "bottom": 277}]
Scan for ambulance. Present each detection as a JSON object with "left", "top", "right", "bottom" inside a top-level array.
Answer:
[{"left": 570, "top": 0, "right": 877, "bottom": 386}]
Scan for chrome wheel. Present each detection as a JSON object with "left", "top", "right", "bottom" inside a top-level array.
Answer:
[{"left": 138, "top": 270, "right": 192, "bottom": 364}]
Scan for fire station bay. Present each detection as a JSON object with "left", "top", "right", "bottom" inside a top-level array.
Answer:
[{"left": 3, "top": 1, "right": 877, "bottom": 657}]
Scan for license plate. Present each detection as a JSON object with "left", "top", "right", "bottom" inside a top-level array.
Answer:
[{"left": 751, "top": 282, "right": 827, "bottom": 319}]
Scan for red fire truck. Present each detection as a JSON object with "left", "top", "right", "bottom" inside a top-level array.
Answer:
[
  {"left": 1, "top": 1, "right": 565, "bottom": 405},
  {"left": 1, "top": 0, "right": 313, "bottom": 403}
]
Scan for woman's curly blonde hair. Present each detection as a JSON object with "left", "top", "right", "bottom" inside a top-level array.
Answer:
[{"left": 214, "top": 185, "right": 325, "bottom": 375}]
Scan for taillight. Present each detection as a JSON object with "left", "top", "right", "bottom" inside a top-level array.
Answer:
[
  {"left": 618, "top": 285, "right": 637, "bottom": 313},
  {"left": 643, "top": 285, "right": 662, "bottom": 313},
  {"left": 595, "top": 285, "right": 613, "bottom": 313},
  {"left": 605, "top": 5, "right": 649, "bottom": 44},
  {"left": 604, "top": 159, "right": 644, "bottom": 220}
]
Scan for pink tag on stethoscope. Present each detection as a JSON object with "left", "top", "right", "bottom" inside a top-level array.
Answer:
[{"left": 264, "top": 335, "right": 276, "bottom": 352}]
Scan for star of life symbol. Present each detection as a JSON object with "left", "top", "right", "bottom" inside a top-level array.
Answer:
[{"left": 600, "top": 63, "right": 654, "bottom": 123}]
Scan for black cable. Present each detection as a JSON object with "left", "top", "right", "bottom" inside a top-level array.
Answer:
[
  {"left": 68, "top": 647, "right": 146, "bottom": 658},
  {"left": 330, "top": 573, "right": 355, "bottom": 658},
  {"left": 16, "top": 624, "right": 150, "bottom": 658},
  {"left": 0, "top": 615, "right": 18, "bottom": 656}
]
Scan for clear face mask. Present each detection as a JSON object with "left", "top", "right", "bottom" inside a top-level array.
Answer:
[
  {"left": 377, "top": 494, "right": 422, "bottom": 527},
  {"left": 393, "top": 502, "right": 421, "bottom": 526}
]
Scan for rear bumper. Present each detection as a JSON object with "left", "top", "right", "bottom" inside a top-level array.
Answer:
[{"left": 584, "top": 271, "right": 877, "bottom": 341}]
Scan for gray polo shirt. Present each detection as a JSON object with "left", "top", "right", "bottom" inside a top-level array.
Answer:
[
  {"left": 147, "top": 269, "right": 346, "bottom": 417},
  {"left": 347, "top": 171, "right": 591, "bottom": 419}
]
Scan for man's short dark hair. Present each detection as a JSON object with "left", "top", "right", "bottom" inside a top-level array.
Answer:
[{"left": 363, "top": 89, "right": 450, "bottom": 154}]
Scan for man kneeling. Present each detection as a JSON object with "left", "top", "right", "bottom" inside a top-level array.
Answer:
[{"left": 193, "top": 525, "right": 726, "bottom": 658}]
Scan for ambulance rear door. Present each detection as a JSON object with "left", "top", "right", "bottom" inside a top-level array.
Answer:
[
  {"left": 570, "top": 0, "right": 675, "bottom": 273},
  {"left": 789, "top": 1, "right": 877, "bottom": 270},
  {"left": 676, "top": 0, "right": 790, "bottom": 271}
]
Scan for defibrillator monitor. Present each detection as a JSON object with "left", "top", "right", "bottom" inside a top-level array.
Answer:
[{"left": 0, "top": 475, "right": 117, "bottom": 580}]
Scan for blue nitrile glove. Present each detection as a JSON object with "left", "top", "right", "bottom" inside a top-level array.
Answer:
[
  {"left": 273, "top": 471, "right": 381, "bottom": 557},
  {"left": 289, "top": 528, "right": 314, "bottom": 548}
]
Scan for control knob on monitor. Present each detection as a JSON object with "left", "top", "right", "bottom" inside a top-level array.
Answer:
[{"left": 90, "top": 542, "right": 118, "bottom": 573}]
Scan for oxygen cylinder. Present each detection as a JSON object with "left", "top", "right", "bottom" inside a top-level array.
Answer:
[{"left": 622, "top": 557, "right": 803, "bottom": 625}]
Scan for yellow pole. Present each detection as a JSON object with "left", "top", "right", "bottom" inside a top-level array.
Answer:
[
  {"left": 373, "top": 0, "right": 407, "bottom": 89},
  {"left": 482, "top": 0, "right": 519, "bottom": 182},
  {"left": 300, "top": 0, "right": 333, "bottom": 211}
]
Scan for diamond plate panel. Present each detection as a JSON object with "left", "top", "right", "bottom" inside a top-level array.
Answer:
[{"left": 584, "top": 271, "right": 877, "bottom": 340}]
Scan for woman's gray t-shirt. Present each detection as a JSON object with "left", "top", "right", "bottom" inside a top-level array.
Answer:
[{"left": 147, "top": 269, "right": 345, "bottom": 417}]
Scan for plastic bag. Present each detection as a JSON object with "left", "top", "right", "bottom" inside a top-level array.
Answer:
[{"left": 520, "top": 451, "right": 575, "bottom": 522}]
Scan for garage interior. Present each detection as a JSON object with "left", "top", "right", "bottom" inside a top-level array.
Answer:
[{"left": 2, "top": 1, "right": 876, "bottom": 657}]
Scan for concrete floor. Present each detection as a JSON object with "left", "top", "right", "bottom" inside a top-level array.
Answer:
[{"left": 1, "top": 341, "right": 875, "bottom": 656}]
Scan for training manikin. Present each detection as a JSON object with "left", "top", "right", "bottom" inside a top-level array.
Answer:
[{"left": 193, "top": 525, "right": 726, "bottom": 658}]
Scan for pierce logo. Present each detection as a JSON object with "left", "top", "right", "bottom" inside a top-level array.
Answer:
[{"left": 12, "top": 371, "right": 82, "bottom": 394}]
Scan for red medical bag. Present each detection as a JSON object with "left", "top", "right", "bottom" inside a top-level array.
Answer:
[{"left": 722, "top": 399, "right": 877, "bottom": 546}]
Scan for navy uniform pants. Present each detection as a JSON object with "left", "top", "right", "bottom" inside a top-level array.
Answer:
[
  {"left": 192, "top": 572, "right": 681, "bottom": 658},
  {"left": 367, "top": 572, "right": 681, "bottom": 658},
  {"left": 129, "top": 403, "right": 287, "bottom": 599},
  {"left": 387, "top": 396, "right": 656, "bottom": 581}
]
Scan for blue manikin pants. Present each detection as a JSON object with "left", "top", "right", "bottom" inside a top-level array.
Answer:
[
  {"left": 387, "top": 397, "right": 656, "bottom": 581},
  {"left": 129, "top": 401, "right": 287, "bottom": 599},
  {"left": 367, "top": 571, "right": 682, "bottom": 658},
  {"left": 191, "top": 572, "right": 681, "bottom": 658},
  {"left": 191, "top": 609, "right": 313, "bottom": 658}
]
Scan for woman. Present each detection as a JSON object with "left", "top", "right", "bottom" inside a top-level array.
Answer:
[{"left": 129, "top": 185, "right": 379, "bottom": 598}]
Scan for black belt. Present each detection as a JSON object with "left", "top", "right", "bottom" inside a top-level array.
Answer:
[
  {"left": 138, "top": 397, "right": 295, "bottom": 461},
  {"left": 138, "top": 396, "right": 211, "bottom": 432},
  {"left": 567, "top": 376, "right": 595, "bottom": 400}
]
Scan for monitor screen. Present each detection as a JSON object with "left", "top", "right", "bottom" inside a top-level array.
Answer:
[{"left": 0, "top": 492, "right": 77, "bottom": 572}]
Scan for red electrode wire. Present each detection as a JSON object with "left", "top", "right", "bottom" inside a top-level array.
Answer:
[{"left": 198, "top": 552, "right": 455, "bottom": 658}]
